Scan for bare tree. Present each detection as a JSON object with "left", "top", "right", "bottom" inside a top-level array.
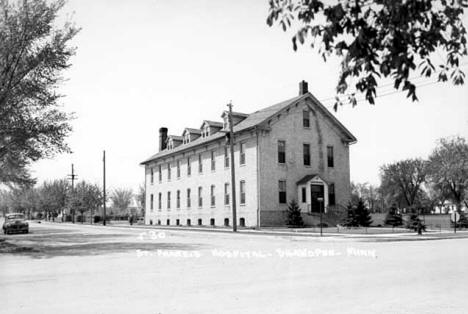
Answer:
[
  {"left": 136, "top": 184, "right": 145, "bottom": 217},
  {"left": 110, "top": 188, "right": 133, "bottom": 216},
  {"left": 428, "top": 136, "right": 468, "bottom": 211},
  {"left": 380, "top": 158, "right": 427, "bottom": 210}
]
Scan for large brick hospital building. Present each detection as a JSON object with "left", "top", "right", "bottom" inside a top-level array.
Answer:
[{"left": 141, "top": 81, "right": 356, "bottom": 227}]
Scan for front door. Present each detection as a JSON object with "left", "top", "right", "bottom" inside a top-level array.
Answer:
[{"left": 310, "top": 184, "right": 324, "bottom": 213}]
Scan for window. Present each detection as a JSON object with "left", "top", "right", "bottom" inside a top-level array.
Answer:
[
  {"left": 150, "top": 168, "right": 154, "bottom": 184},
  {"left": 158, "top": 165, "right": 162, "bottom": 182},
  {"left": 167, "top": 191, "right": 171, "bottom": 209},
  {"left": 278, "top": 140, "right": 286, "bottom": 164},
  {"left": 150, "top": 194, "right": 154, "bottom": 210},
  {"left": 167, "top": 219, "right": 170, "bottom": 225},
  {"left": 224, "top": 183, "right": 230, "bottom": 205},
  {"left": 327, "top": 146, "right": 334, "bottom": 167},
  {"left": 278, "top": 180, "right": 287, "bottom": 204},
  {"left": 240, "top": 142, "right": 245, "bottom": 165},
  {"left": 198, "top": 218, "right": 202, "bottom": 226},
  {"left": 198, "top": 153, "right": 203, "bottom": 173},
  {"left": 224, "top": 146, "right": 229, "bottom": 167},
  {"left": 303, "top": 144, "right": 311, "bottom": 166},
  {"left": 210, "top": 218, "right": 215, "bottom": 226},
  {"left": 211, "top": 151, "right": 216, "bottom": 171},
  {"left": 210, "top": 185, "right": 215, "bottom": 206},
  {"left": 167, "top": 163, "right": 171, "bottom": 180},
  {"left": 187, "top": 188, "right": 191, "bottom": 208},
  {"left": 176, "top": 219, "right": 180, "bottom": 226},
  {"left": 329, "top": 183, "right": 336, "bottom": 206},
  {"left": 240, "top": 180, "right": 246, "bottom": 205},
  {"left": 198, "top": 186, "right": 203, "bottom": 207},
  {"left": 303, "top": 110, "right": 310, "bottom": 128},
  {"left": 224, "top": 218, "right": 229, "bottom": 226},
  {"left": 176, "top": 160, "right": 180, "bottom": 178},
  {"left": 187, "top": 219, "right": 191, "bottom": 226},
  {"left": 158, "top": 193, "right": 162, "bottom": 210},
  {"left": 187, "top": 157, "right": 191, "bottom": 176},
  {"left": 301, "top": 187, "right": 306, "bottom": 203},
  {"left": 176, "top": 190, "right": 180, "bottom": 209},
  {"left": 239, "top": 218, "right": 245, "bottom": 227}
]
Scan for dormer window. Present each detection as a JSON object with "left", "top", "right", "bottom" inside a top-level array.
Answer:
[
  {"left": 221, "top": 111, "right": 247, "bottom": 129},
  {"left": 183, "top": 132, "right": 190, "bottom": 144},
  {"left": 200, "top": 120, "right": 223, "bottom": 137}
]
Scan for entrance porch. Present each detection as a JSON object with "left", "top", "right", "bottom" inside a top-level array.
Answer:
[{"left": 296, "top": 174, "right": 329, "bottom": 214}]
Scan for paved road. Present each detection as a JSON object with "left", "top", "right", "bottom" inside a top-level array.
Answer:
[{"left": 1, "top": 222, "right": 468, "bottom": 314}]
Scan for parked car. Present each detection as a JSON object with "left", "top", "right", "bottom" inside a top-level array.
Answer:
[
  {"left": 137, "top": 217, "right": 145, "bottom": 225},
  {"left": 2, "top": 213, "right": 29, "bottom": 234}
]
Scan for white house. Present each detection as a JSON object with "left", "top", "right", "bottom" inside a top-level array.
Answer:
[{"left": 141, "top": 81, "right": 357, "bottom": 227}]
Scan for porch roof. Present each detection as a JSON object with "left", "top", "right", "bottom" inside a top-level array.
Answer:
[{"left": 296, "top": 174, "right": 327, "bottom": 185}]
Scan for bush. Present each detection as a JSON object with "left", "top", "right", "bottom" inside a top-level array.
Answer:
[
  {"left": 343, "top": 199, "right": 372, "bottom": 227},
  {"left": 286, "top": 200, "right": 304, "bottom": 227},
  {"left": 93, "top": 216, "right": 102, "bottom": 223},
  {"left": 343, "top": 203, "right": 359, "bottom": 227},
  {"left": 384, "top": 205, "right": 403, "bottom": 227},
  {"left": 406, "top": 214, "right": 426, "bottom": 233}
]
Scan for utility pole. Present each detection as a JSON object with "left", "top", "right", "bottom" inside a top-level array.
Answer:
[
  {"left": 67, "top": 164, "right": 78, "bottom": 223},
  {"left": 318, "top": 197, "right": 324, "bottom": 237},
  {"left": 103, "top": 150, "right": 107, "bottom": 226},
  {"left": 227, "top": 102, "right": 237, "bottom": 232}
]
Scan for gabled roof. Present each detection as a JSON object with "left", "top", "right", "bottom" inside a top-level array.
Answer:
[
  {"left": 141, "top": 92, "right": 356, "bottom": 165},
  {"left": 200, "top": 120, "right": 223, "bottom": 128},
  {"left": 183, "top": 128, "right": 202, "bottom": 135},
  {"left": 230, "top": 94, "right": 304, "bottom": 133},
  {"left": 221, "top": 111, "right": 249, "bottom": 118},
  {"left": 167, "top": 135, "right": 183, "bottom": 141},
  {"left": 296, "top": 174, "right": 327, "bottom": 185}
]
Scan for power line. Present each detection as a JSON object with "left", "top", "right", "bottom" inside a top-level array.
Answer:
[
  {"left": 321, "top": 79, "right": 444, "bottom": 110},
  {"left": 318, "top": 62, "right": 468, "bottom": 105}
]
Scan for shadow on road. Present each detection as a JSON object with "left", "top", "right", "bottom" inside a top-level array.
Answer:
[{"left": 0, "top": 227, "right": 205, "bottom": 258}]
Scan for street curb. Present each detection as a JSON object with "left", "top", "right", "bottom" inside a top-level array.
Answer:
[{"left": 36, "top": 221, "right": 468, "bottom": 240}]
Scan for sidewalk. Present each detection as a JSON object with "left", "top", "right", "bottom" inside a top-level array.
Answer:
[{"left": 38, "top": 220, "right": 468, "bottom": 240}]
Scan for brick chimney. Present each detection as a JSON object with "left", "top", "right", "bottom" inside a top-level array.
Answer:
[
  {"left": 159, "top": 127, "right": 168, "bottom": 151},
  {"left": 299, "top": 80, "right": 308, "bottom": 95}
]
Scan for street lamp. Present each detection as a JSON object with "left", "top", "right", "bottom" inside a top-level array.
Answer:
[{"left": 317, "top": 197, "right": 324, "bottom": 237}]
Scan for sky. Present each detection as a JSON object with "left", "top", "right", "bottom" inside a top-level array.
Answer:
[{"left": 31, "top": 0, "right": 468, "bottom": 192}]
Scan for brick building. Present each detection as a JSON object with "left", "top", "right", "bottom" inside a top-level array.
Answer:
[{"left": 141, "top": 81, "right": 356, "bottom": 227}]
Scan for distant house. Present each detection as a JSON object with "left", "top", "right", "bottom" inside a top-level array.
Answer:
[
  {"left": 433, "top": 201, "right": 467, "bottom": 214},
  {"left": 141, "top": 81, "right": 357, "bottom": 227}
]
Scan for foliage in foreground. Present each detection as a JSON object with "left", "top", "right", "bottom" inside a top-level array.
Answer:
[
  {"left": 267, "top": 0, "right": 467, "bottom": 110},
  {"left": 0, "top": 0, "right": 80, "bottom": 186}
]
